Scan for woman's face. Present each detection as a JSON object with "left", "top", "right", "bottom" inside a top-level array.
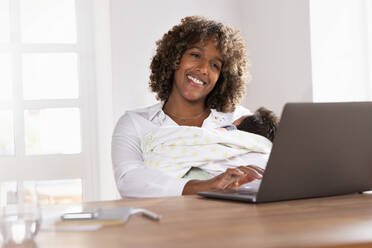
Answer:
[{"left": 171, "top": 40, "right": 223, "bottom": 105}]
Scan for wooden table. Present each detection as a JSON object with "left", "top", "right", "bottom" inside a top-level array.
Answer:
[{"left": 33, "top": 193, "right": 372, "bottom": 248}]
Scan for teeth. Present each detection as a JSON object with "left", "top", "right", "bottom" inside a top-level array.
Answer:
[{"left": 187, "top": 75, "right": 205, "bottom": 85}]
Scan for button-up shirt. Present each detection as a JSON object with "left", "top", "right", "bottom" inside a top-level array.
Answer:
[{"left": 111, "top": 102, "right": 251, "bottom": 198}]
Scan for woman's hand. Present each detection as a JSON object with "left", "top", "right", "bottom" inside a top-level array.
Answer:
[{"left": 182, "top": 166, "right": 263, "bottom": 195}]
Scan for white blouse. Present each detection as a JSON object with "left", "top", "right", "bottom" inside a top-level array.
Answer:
[{"left": 111, "top": 101, "right": 251, "bottom": 198}]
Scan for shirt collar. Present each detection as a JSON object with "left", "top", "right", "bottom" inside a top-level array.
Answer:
[
  {"left": 148, "top": 101, "right": 166, "bottom": 121},
  {"left": 210, "top": 108, "right": 221, "bottom": 117},
  {"left": 148, "top": 101, "right": 227, "bottom": 124}
]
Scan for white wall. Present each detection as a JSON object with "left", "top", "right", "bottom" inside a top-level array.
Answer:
[
  {"left": 110, "top": 0, "right": 312, "bottom": 120},
  {"left": 240, "top": 0, "right": 313, "bottom": 115},
  {"left": 310, "top": 0, "right": 371, "bottom": 102},
  {"left": 93, "top": 0, "right": 118, "bottom": 200},
  {"left": 110, "top": 0, "right": 247, "bottom": 123}
]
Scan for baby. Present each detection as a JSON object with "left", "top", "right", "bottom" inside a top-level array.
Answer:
[
  {"left": 141, "top": 107, "right": 278, "bottom": 180},
  {"left": 223, "top": 107, "right": 278, "bottom": 142}
]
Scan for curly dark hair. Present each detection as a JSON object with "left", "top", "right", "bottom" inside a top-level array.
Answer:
[{"left": 149, "top": 16, "right": 250, "bottom": 112}]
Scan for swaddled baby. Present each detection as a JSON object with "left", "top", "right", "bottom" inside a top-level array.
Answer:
[{"left": 141, "top": 107, "right": 278, "bottom": 179}]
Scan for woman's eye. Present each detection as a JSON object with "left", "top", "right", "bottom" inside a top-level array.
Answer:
[
  {"left": 190, "top": 53, "right": 200, "bottom": 58},
  {"left": 212, "top": 63, "right": 221, "bottom": 70}
]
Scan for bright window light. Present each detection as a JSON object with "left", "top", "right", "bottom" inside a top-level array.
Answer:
[
  {"left": 0, "top": 0, "right": 10, "bottom": 43},
  {"left": 20, "top": 0, "right": 77, "bottom": 43},
  {"left": 24, "top": 108, "right": 81, "bottom": 155},
  {"left": 0, "top": 52, "right": 12, "bottom": 102},
  {"left": 22, "top": 53, "right": 79, "bottom": 100},
  {"left": 0, "top": 110, "right": 14, "bottom": 156},
  {"left": 36, "top": 179, "right": 82, "bottom": 205}
]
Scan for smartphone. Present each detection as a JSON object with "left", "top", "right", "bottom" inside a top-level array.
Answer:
[{"left": 61, "top": 211, "right": 96, "bottom": 221}]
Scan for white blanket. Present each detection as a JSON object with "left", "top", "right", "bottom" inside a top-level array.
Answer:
[{"left": 141, "top": 126, "right": 272, "bottom": 178}]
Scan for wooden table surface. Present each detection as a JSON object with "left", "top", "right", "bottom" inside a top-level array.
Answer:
[{"left": 32, "top": 193, "right": 372, "bottom": 248}]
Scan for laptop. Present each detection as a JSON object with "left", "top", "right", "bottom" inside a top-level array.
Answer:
[{"left": 198, "top": 102, "right": 372, "bottom": 203}]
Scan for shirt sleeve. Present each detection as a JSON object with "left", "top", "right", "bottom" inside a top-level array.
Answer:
[{"left": 111, "top": 113, "right": 191, "bottom": 198}]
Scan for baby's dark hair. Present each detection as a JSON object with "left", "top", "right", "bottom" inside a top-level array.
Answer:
[{"left": 237, "top": 107, "right": 279, "bottom": 142}]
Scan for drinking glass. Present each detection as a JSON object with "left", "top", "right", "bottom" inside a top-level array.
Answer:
[{"left": 0, "top": 181, "right": 41, "bottom": 245}]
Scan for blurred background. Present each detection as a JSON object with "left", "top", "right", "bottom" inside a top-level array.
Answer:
[{"left": 0, "top": 0, "right": 371, "bottom": 202}]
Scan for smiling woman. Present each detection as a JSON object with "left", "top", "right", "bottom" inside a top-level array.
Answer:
[
  {"left": 150, "top": 16, "right": 249, "bottom": 113},
  {"left": 112, "top": 16, "right": 262, "bottom": 198},
  {"left": 165, "top": 40, "right": 223, "bottom": 126}
]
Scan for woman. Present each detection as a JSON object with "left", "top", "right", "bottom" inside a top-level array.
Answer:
[{"left": 112, "top": 16, "right": 264, "bottom": 198}]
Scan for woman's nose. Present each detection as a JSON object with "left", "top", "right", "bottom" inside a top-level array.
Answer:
[{"left": 197, "top": 59, "right": 208, "bottom": 75}]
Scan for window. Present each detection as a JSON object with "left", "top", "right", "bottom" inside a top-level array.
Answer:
[
  {"left": 0, "top": 0, "right": 97, "bottom": 201},
  {"left": 310, "top": 0, "right": 372, "bottom": 102}
]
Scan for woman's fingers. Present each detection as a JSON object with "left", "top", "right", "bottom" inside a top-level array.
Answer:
[
  {"left": 246, "top": 165, "right": 265, "bottom": 175},
  {"left": 184, "top": 165, "right": 265, "bottom": 194},
  {"left": 237, "top": 166, "right": 263, "bottom": 178},
  {"left": 211, "top": 166, "right": 265, "bottom": 190},
  {"left": 234, "top": 166, "right": 264, "bottom": 186},
  {"left": 213, "top": 168, "right": 244, "bottom": 190},
  {"left": 223, "top": 179, "right": 240, "bottom": 190}
]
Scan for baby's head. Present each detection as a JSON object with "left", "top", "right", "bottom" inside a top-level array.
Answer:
[{"left": 236, "top": 107, "right": 279, "bottom": 142}]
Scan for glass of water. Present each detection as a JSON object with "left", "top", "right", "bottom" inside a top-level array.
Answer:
[{"left": 0, "top": 181, "right": 41, "bottom": 245}]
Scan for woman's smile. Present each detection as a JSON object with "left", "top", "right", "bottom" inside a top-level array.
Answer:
[{"left": 186, "top": 74, "right": 207, "bottom": 87}]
